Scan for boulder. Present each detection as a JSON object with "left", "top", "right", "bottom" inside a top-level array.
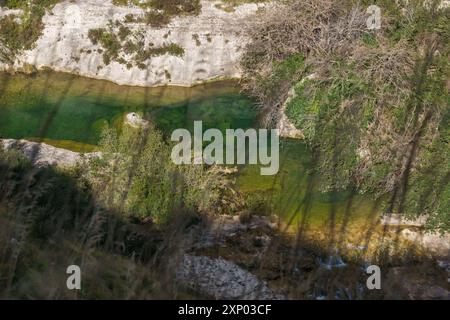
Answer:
[{"left": 125, "top": 113, "right": 149, "bottom": 128}]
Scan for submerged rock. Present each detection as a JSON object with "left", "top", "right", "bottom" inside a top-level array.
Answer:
[
  {"left": 125, "top": 113, "right": 149, "bottom": 128},
  {"left": 176, "top": 254, "right": 284, "bottom": 300}
]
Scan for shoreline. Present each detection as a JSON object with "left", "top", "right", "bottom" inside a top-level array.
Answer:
[{"left": 0, "top": 67, "right": 242, "bottom": 90}]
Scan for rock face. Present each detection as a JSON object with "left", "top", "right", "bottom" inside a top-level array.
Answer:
[
  {"left": 1, "top": 139, "right": 97, "bottom": 167},
  {"left": 177, "top": 254, "right": 284, "bottom": 300},
  {"left": 277, "top": 87, "right": 304, "bottom": 139},
  {"left": 178, "top": 215, "right": 285, "bottom": 299},
  {"left": 380, "top": 214, "right": 450, "bottom": 257},
  {"left": 0, "top": 0, "right": 263, "bottom": 87}
]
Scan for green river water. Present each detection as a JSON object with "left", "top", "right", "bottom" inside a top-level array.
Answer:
[{"left": 0, "top": 71, "right": 376, "bottom": 229}]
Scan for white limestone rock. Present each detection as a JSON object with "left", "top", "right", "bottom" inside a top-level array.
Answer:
[{"left": 0, "top": 0, "right": 264, "bottom": 87}]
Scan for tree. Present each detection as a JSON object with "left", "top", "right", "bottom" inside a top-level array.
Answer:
[{"left": 85, "top": 124, "right": 221, "bottom": 224}]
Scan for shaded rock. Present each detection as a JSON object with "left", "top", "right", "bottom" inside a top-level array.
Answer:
[
  {"left": 253, "top": 235, "right": 271, "bottom": 248},
  {"left": 1, "top": 139, "right": 99, "bottom": 167},
  {"left": 385, "top": 266, "right": 450, "bottom": 300},
  {"left": 176, "top": 254, "right": 285, "bottom": 300},
  {"left": 437, "top": 260, "right": 450, "bottom": 273},
  {"left": 194, "top": 214, "right": 277, "bottom": 249}
]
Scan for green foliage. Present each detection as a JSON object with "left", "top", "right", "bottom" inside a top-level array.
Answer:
[
  {"left": 87, "top": 21, "right": 184, "bottom": 68},
  {"left": 113, "top": 0, "right": 201, "bottom": 27},
  {"left": 0, "top": 0, "right": 61, "bottom": 62},
  {"left": 88, "top": 28, "right": 122, "bottom": 65},
  {"left": 405, "top": 141, "right": 450, "bottom": 234},
  {"left": 85, "top": 124, "right": 220, "bottom": 223},
  {"left": 285, "top": 81, "right": 320, "bottom": 141}
]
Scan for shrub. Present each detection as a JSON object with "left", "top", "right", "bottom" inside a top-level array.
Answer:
[
  {"left": 87, "top": 21, "right": 185, "bottom": 67},
  {"left": 84, "top": 124, "right": 220, "bottom": 223}
]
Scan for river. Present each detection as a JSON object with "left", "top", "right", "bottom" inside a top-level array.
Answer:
[{"left": 0, "top": 70, "right": 377, "bottom": 232}]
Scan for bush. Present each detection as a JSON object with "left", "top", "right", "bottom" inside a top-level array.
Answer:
[{"left": 84, "top": 124, "right": 220, "bottom": 223}]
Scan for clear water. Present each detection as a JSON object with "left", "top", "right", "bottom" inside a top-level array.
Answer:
[{"left": 0, "top": 71, "right": 256, "bottom": 148}]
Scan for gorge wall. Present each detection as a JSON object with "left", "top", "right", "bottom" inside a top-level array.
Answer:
[{"left": 0, "top": 0, "right": 264, "bottom": 87}]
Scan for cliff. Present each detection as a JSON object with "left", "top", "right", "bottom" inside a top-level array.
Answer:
[{"left": 0, "top": 0, "right": 264, "bottom": 87}]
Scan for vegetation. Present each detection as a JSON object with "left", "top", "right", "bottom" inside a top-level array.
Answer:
[
  {"left": 88, "top": 20, "right": 184, "bottom": 68},
  {"left": 84, "top": 124, "right": 221, "bottom": 223},
  {"left": 0, "top": 0, "right": 448, "bottom": 299},
  {"left": 102, "top": 1, "right": 201, "bottom": 68},
  {"left": 241, "top": 0, "right": 450, "bottom": 233},
  {"left": 0, "top": 0, "right": 192, "bottom": 66},
  {"left": 113, "top": 0, "right": 201, "bottom": 27},
  {"left": 0, "top": 148, "right": 159, "bottom": 298},
  {"left": 0, "top": 0, "right": 61, "bottom": 63},
  {"left": 0, "top": 121, "right": 225, "bottom": 298}
]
